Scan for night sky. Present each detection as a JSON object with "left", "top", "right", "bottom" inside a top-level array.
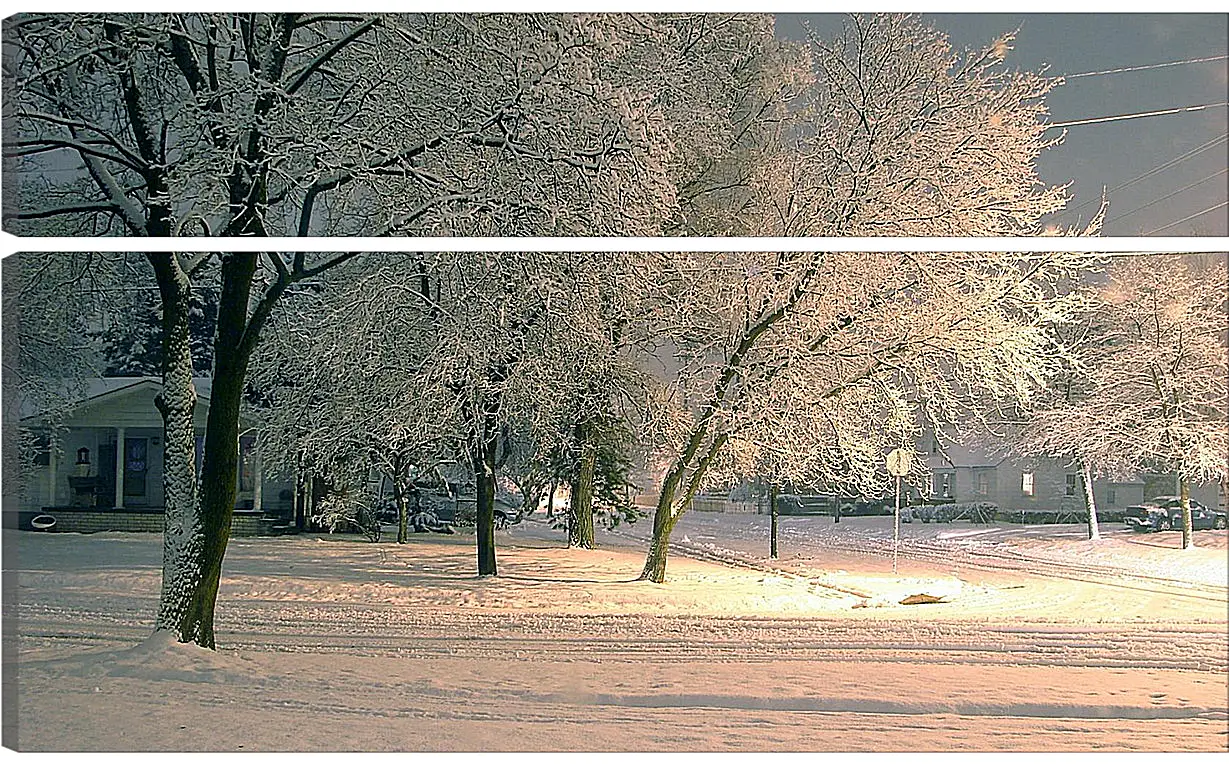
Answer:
[{"left": 778, "top": 13, "right": 1229, "bottom": 237}]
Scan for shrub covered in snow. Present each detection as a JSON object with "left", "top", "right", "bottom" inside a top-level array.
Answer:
[
  {"left": 901, "top": 502, "right": 998, "bottom": 524},
  {"left": 314, "top": 490, "right": 383, "bottom": 542}
]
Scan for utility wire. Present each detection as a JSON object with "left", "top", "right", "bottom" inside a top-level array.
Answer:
[
  {"left": 1047, "top": 101, "right": 1228, "bottom": 129},
  {"left": 1059, "top": 54, "right": 1228, "bottom": 79},
  {"left": 1106, "top": 168, "right": 1228, "bottom": 225},
  {"left": 1141, "top": 200, "right": 1228, "bottom": 235},
  {"left": 1063, "top": 134, "right": 1227, "bottom": 216}
]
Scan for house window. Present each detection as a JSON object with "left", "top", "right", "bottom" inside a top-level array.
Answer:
[
  {"left": 933, "top": 472, "right": 953, "bottom": 498},
  {"left": 977, "top": 472, "right": 990, "bottom": 495},
  {"left": 1065, "top": 474, "right": 1078, "bottom": 497},
  {"left": 1106, "top": 487, "right": 1116, "bottom": 505},
  {"left": 1022, "top": 472, "right": 1035, "bottom": 497}
]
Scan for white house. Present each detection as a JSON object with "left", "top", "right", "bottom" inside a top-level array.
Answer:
[
  {"left": 17, "top": 377, "right": 295, "bottom": 535},
  {"left": 921, "top": 432, "right": 1225, "bottom": 520}
]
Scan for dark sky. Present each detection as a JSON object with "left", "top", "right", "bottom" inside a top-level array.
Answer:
[{"left": 777, "top": 13, "right": 1229, "bottom": 236}]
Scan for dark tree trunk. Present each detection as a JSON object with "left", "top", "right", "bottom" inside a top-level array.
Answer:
[
  {"left": 392, "top": 451, "right": 410, "bottom": 543},
  {"left": 306, "top": 475, "right": 316, "bottom": 530},
  {"left": 1179, "top": 476, "right": 1194, "bottom": 550},
  {"left": 472, "top": 416, "right": 499, "bottom": 576},
  {"left": 639, "top": 486, "right": 678, "bottom": 583},
  {"left": 639, "top": 431, "right": 726, "bottom": 583},
  {"left": 769, "top": 484, "right": 779, "bottom": 559},
  {"left": 570, "top": 438, "right": 597, "bottom": 549},
  {"left": 165, "top": 255, "right": 257, "bottom": 648}
]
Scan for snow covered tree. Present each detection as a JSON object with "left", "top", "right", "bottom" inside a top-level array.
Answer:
[
  {"left": 2, "top": 253, "right": 113, "bottom": 488},
  {"left": 635, "top": 251, "right": 1098, "bottom": 582},
  {"left": 4, "top": 12, "right": 791, "bottom": 646},
  {"left": 1014, "top": 255, "right": 1228, "bottom": 549},
  {"left": 254, "top": 253, "right": 649, "bottom": 574},
  {"left": 626, "top": 13, "right": 1087, "bottom": 581},
  {"left": 251, "top": 256, "right": 461, "bottom": 546},
  {"left": 997, "top": 289, "right": 1109, "bottom": 541},
  {"left": 747, "top": 14, "right": 1069, "bottom": 237},
  {"left": 566, "top": 416, "right": 642, "bottom": 547},
  {"left": 143, "top": 251, "right": 373, "bottom": 648},
  {"left": 508, "top": 403, "right": 642, "bottom": 548},
  {"left": 3, "top": 13, "right": 795, "bottom": 239},
  {"left": 94, "top": 269, "right": 218, "bottom": 377}
]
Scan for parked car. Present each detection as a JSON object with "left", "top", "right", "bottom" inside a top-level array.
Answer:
[
  {"left": 775, "top": 494, "right": 835, "bottom": 516},
  {"left": 1123, "top": 496, "right": 1227, "bottom": 533},
  {"left": 775, "top": 494, "right": 893, "bottom": 517}
]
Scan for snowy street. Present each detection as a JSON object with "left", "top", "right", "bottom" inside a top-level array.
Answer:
[{"left": 7, "top": 516, "right": 1227, "bottom": 751}]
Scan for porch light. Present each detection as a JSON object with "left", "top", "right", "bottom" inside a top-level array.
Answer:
[{"left": 75, "top": 447, "right": 91, "bottom": 478}]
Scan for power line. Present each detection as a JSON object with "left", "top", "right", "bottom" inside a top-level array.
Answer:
[
  {"left": 1063, "top": 134, "right": 1227, "bottom": 216},
  {"left": 1047, "top": 101, "right": 1229, "bottom": 129},
  {"left": 1141, "top": 201, "right": 1228, "bottom": 235},
  {"left": 1105, "top": 168, "right": 1229, "bottom": 225},
  {"left": 1060, "top": 54, "right": 1228, "bottom": 80}
]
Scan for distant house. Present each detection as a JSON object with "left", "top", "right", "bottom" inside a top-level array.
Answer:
[
  {"left": 16, "top": 377, "right": 295, "bottom": 535},
  {"left": 920, "top": 432, "right": 1225, "bottom": 519}
]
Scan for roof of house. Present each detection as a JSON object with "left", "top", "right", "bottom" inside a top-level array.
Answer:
[{"left": 19, "top": 376, "right": 215, "bottom": 423}]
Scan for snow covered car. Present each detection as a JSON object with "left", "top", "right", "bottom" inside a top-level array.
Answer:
[{"left": 1123, "top": 497, "right": 1227, "bottom": 533}]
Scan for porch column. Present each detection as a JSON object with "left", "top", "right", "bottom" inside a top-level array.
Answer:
[
  {"left": 292, "top": 467, "right": 301, "bottom": 530},
  {"left": 253, "top": 443, "right": 263, "bottom": 512},
  {"left": 114, "top": 426, "right": 125, "bottom": 509},
  {"left": 48, "top": 436, "right": 58, "bottom": 507}
]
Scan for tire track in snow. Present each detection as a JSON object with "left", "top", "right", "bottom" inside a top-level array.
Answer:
[
  {"left": 19, "top": 606, "right": 1228, "bottom": 674},
  {"left": 608, "top": 522, "right": 1228, "bottom": 605}
]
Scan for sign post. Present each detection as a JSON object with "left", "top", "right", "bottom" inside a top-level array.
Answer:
[{"left": 886, "top": 448, "right": 913, "bottom": 574}]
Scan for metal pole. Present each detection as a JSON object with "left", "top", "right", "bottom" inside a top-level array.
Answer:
[
  {"left": 769, "top": 485, "right": 778, "bottom": 559},
  {"left": 893, "top": 475, "right": 901, "bottom": 574}
]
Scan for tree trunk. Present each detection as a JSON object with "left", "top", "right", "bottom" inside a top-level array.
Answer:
[
  {"left": 1080, "top": 462, "right": 1100, "bottom": 541},
  {"left": 638, "top": 431, "right": 726, "bottom": 583},
  {"left": 639, "top": 491, "right": 678, "bottom": 583},
  {"left": 1179, "top": 476, "right": 1194, "bottom": 550},
  {"left": 394, "top": 475, "right": 409, "bottom": 544},
  {"left": 154, "top": 255, "right": 258, "bottom": 648},
  {"left": 392, "top": 452, "right": 410, "bottom": 543},
  {"left": 546, "top": 477, "right": 557, "bottom": 526},
  {"left": 769, "top": 484, "right": 779, "bottom": 559},
  {"left": 570, "top": 439, "right": 597, "bottom": 549},
  {"left": 150, "top": 254, "right": 204, "bottom": 641},
  {"left": 639, "top": 474, "right": 683, "bottom": 583},
  {"left": 472, "top": 419, "right": 498, "bottom": 576}
]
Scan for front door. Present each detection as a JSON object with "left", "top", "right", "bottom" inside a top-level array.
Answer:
[
  {"left": 96, "top": 442, "right": 116, "bottom": 508},
  {"left": 124, "top": 437, "right": 149, "bottom": 502}
]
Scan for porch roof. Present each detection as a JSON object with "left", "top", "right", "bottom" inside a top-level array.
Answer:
[{"left": 20, "top": 377, "right": 227, "bottom": 430}]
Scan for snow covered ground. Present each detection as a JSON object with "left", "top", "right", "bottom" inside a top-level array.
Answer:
[{"left": 4, "top": 512, "right": 1227, "bottom": 753}]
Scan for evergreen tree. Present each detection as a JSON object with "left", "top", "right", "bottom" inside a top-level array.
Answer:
[{"left": 97, "top": 285, "right": 219, "bottom": 377}]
